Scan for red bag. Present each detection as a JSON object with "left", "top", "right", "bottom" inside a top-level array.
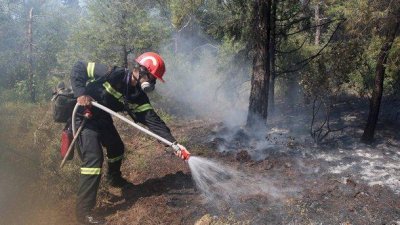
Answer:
[{"left": 61, "top": 127, "right": 74, "bottom": 160}]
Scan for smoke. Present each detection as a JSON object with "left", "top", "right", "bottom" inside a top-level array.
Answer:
[
  {"left": 153, "top": 23, "right": 314, "bottom": 218},
  {"left": 151, "top": 27, "right": 310, "bottom": 162},
  {"left": 156, "top": 32, "right": 250, "bottom": 127},
  {"left": 0, "top": 151, "right": 42, "bottom": 225}
]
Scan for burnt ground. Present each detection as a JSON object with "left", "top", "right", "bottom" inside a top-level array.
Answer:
[
  {"left": 1, "top": 97, "right": 400, "bottom": 225},
  {"left": 78, "top": 118, "right": 400, "bottom": 224}
]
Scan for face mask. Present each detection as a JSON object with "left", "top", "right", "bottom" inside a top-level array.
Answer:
[
  {"left": 138, "top": 66, "right": 156, "bottom": 93},
  {"left": 140, "top": 81, "right": 155, "bottom": 93}
]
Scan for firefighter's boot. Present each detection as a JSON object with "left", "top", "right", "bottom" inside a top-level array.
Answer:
[{"left": 107, "top": 160, "right": 134, "bottom": 189}]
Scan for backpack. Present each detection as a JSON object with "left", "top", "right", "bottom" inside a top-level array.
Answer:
[{"left": 51, "top": 82, "right": 77, "bottom": 123}]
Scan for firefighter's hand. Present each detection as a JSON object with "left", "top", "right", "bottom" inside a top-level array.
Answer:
[
  {"left": 77, "top": 95, "right": 93, "bottom": 106},
  {"left": 173, "top": 143, "right": 191, "bottom": 161}
]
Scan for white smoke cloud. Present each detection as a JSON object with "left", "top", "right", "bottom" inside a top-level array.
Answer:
[{"left": 155, "top": 32, "right": 250, "bottom": 127}]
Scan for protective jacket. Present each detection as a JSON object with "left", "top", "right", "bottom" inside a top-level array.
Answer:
[
  {"left": 71, "top": 61, "right": 176, "bottom": 143},
  {"left": 70, "top": 61, "right": 175, "bottom": 217}
]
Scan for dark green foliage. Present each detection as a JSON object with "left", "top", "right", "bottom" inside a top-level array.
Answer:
[
  {"left": 0, "top": 0, "right": 398, "bottom": 140},
  {"left": 60, "top": 0, "right": 170, "bottom": 67},
  {"left": 0, "top": 0, "right": 77, "bottom": 101}
]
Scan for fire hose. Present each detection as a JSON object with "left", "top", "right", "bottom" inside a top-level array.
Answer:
[
  {"left": 60, "top": 103, "right": 87, "bottom": 168},
  {"left": 60, "top": 101, "right": 190, "bottom": 168}
]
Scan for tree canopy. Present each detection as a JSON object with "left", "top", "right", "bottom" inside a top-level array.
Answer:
[{"left": 0, "top": 0, "right": 398, "bottom": 141}]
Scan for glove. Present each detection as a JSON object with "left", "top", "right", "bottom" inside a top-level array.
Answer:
[
  {"left": 171, "top": 143, "right": 191, "bottom": 161},
  {"left": 77, "top": 95, "right": 93, "bottom": 106}
]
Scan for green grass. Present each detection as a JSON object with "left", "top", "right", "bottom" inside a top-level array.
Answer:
[
  {"left": 0, "top": 101, "right": 80, "bottom": 197},
  {"left": 155, "top": 108, "right": 175, "bottom": 123}
]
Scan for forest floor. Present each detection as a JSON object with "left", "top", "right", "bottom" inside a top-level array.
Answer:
[{"left": 1, "top": 97, "right": 400, "bottom": 225}]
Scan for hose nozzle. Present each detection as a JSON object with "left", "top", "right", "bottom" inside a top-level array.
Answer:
[
  {"left": 180, "top": 148, "right": 191, "bottom": 161},
  {"left": 171, "top": 142, "right": 191, "bottom": 161}
]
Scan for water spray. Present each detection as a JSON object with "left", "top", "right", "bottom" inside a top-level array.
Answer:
[{"left": 188, "top": 156, "right": 288, "bottom": 203}]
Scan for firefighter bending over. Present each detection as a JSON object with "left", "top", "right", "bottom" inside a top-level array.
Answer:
[{"left": 70, "top": 52, "right": 189, "bottom": 224}]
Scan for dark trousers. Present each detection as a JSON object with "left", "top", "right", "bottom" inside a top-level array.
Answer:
[{"left": 75, "top": 118, "right": 124, "bottom": 217}]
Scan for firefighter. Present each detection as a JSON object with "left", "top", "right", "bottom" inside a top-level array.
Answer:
[{"left": 70, "top": 52, "right": 189, "bottom": 224}]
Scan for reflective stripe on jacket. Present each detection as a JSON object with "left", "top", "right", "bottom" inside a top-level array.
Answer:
[{"left": 70, "top": 61, "right": 176, "bottom": 143}]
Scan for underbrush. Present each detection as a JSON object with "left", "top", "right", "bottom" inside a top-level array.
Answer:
[
  {"left": 0, "top": 101, "right": 80, "bottom": 199},
  {"left": 0, "top": 100, "right": 181, "bottom": 200},
  {"left": 1, "top": 100, "right": 197, "bottom": 224}
]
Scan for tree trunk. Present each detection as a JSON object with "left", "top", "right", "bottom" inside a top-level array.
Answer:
[
  {"left": 123, "top": 44, "right": 128, "bottom": 67},
  {"left": 28, "top": 7, "right": 35, "bottom": 102},
  {"left": 361, "top": 21, "right": 399, "bottom": 143},
  {"left": 269, "top": 0, "right": 277, "bottom": 116},
  {"left": 120, "top": 9, "right": 129, "bottom": 67},
  {"left": 314, "top": 0, "right": 321, "bottom": 45},
  {"left": 247, "top": 0, "right": 272, "bottom": 127}
]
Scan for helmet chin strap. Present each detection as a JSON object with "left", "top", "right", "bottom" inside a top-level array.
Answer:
[
  {"left": 130, "top": 70, "right": 139, "bottom": 83},
  {"left": 125, "top": 69, "right": 131, "bottom": 83}
]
